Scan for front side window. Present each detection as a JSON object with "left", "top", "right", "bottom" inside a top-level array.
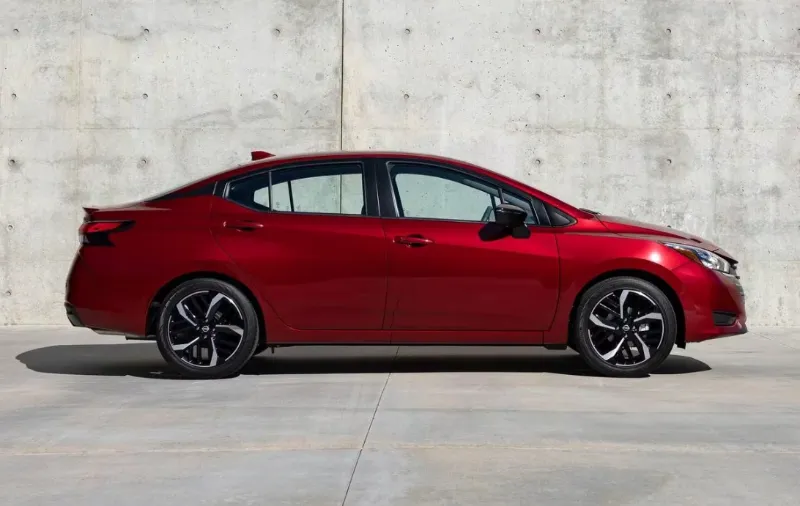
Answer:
[
  {"left": 388, "top": 163, "right": 536, "bottom": 224},
  {"left": 227, "top": 163, "right": 365, "bottom": 215}
]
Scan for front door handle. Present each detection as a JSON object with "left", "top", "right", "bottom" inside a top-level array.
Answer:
[
  {"left": 394, "top": 235, "right": 434, "bottom": 247},
  {"left": 223, "top": 220, "right": 264, "bottom": 231}
]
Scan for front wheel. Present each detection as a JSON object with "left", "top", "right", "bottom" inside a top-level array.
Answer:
[
  {"left": 156, "top": 278, "right": 260, "bottom": 379},
  {"left": 574, "top": 277, "right": 677, "bottom": 377}
]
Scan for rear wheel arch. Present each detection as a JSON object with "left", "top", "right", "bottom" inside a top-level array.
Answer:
[
  {"left": 146, "top": 271, "right": 266, "bottom": 348},
  {"left": 567, "top": 269, "right": 685, "bottom": 350}
]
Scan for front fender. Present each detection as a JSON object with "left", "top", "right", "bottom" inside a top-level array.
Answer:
[{"left": 543, "top": 234, "right": 689, "bottom": 344}]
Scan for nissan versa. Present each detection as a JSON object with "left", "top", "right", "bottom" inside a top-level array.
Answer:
[{"left": 65, "top": 151, "right": 747, "bottom": 379}]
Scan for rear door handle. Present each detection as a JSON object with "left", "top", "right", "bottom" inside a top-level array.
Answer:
[
  {"left": 394, "top": 235, "right": 434, "bottom": 247},
  {"left": 223, "top": 220, "right": 264, "bottom": 231}
]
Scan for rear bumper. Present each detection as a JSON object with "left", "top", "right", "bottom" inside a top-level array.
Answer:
[
  {"left": 65, "top": 251, "right": 146, "bottom": 335},
  {"left": 674, "top": 261, "right": 748, "bottom": 343},
  {"left": 64, "top": 302, "right": 84, "bottom": 327}
]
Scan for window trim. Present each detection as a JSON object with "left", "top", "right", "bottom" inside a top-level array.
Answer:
[
  {"left": 544, "top": 201, "right": 577, "bottom": 227},
  {"left": 222, "top": 160, "right": 378, "bottom": 218},
  {"left": 378, "top": 159, "right": 549, "bottom": 226}
]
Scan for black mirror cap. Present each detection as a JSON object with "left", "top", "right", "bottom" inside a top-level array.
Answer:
[{"left": 494, "top": 203, "right": 527, "bottom": 228}]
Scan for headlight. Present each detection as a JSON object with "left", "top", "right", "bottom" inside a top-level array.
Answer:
[{"left": 663, "top": 242, "right": 732, "bottom": 274}]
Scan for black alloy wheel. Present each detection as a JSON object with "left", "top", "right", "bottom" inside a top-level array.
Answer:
[
  {"left": 156, "top": 279, "right": 260, "bottom": 379},
  {"left": 574, "top": 276, "right": 677, "bottom": 377}
]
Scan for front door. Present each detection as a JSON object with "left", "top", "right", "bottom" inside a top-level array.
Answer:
[
  {"left": 212, "top": 161, "right": 388, "bottom": 332},
  {"left": 380, "top": 161, "right": 559, "bottom": 332}
]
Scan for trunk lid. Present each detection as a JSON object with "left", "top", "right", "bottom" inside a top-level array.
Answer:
[{"left": 82, "top": 201, "right": 156, "bottom": 219}]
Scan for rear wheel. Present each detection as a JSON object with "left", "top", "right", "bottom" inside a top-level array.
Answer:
[
  {"left": 574, "top": 277, "right": 677, "bottom": 377},
  {"left": 156, "top": 278, "right": 259, "bottom": 379}
]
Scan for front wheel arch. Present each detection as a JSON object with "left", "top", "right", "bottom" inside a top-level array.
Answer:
[
  {"left": 146, "top": 271, "right": 266, "bottom": 349},
  {"left": 567, "top": 269, "right": 685, "bottom": 350}
]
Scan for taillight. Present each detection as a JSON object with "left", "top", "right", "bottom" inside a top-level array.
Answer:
[{"left": 79, "top": 220, "right": 134, "bottom": 246}]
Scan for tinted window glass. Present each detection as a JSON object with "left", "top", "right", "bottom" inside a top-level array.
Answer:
[
  {"left": 227, "top": 163, "right": 365, "bottom": 215},
  {"left": 546, "top": 202, "right": 574, "bottom": 226},
  {"left": 389, "top": 163, "right": 535, "bottom": 223}
]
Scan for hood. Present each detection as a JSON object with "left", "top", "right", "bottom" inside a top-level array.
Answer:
[{"left": 596, "top": 214, "right": 735, "bottom": 260}]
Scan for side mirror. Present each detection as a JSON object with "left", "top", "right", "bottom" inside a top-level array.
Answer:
[{"left": 493, "top": 203, "right": 527, "bottom": 229}]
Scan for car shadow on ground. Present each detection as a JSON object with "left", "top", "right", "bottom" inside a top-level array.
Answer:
[{"left": 15, "top": 343, "right": 711, "bottom": 380}]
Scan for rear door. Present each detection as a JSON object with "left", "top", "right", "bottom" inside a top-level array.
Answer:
[
  {"left": 211, "top": 160, "right": 388, "bottom": 333},
  {"left": 377, "top": 160, "right": 560, "bottom": 333}
]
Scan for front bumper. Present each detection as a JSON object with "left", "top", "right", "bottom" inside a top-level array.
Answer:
[{"left": 674, "top": 261, "right": 747, "bottom": 343}]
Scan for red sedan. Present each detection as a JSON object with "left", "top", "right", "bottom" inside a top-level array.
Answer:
[{"left": 65, "top": 151, "right": 747, "bottom": 379}]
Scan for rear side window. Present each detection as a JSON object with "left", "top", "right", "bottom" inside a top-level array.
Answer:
[{"left": 227, "top": 163, "right": 366, "bottom": 215}]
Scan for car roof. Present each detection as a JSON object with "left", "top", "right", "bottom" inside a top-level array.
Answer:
[
  {"left": 214, "top": 150, "right": 511, "bottom": 185},
  {"left": 235, "top": 150, "right": 483, "bottom": 170}
]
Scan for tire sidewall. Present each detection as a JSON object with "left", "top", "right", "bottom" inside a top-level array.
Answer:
[
  {"left": 575, "top": 277, "right": 677, "bottom": 377},
  {"left": 156, "top": 279, "right": 260, "bottom": 379}
]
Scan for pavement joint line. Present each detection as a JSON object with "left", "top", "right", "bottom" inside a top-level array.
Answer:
[
  {"left": 372, "top": 442, "right": 800, "bottom": 454},
  {"left": 340, "top": 345, "right": 399, "bottom": 506},
  {"left": 4, "top": 442, "right": 800, "bottom": 457}
]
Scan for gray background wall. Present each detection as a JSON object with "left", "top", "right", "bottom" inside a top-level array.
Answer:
[{"left": 1, "top": 0, "right": 798, "bottom": 326}]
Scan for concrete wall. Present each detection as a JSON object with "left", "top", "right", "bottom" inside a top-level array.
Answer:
[
  {"left": 1, "top": 0, "right": 799, "bottom": 325},
  {"left": 1, "top": 0, "right": 343, "bottom": 323},
  {"left": 343, "top": 0, "right": 800, "bottom": 326}
]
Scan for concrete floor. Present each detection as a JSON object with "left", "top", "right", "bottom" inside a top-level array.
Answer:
[{"left": 1, "top": 327, "right": 799, "bottom": 505}]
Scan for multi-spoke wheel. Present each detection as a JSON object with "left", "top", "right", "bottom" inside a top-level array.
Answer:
[
  {"left": 156, "top": 278, "right": 260, "bottom": 379},
  {"left": 574, "top": 277, "right": 677, "bottom": 377}
]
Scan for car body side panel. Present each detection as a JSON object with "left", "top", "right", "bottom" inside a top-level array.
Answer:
[
  {"left": 382, "top": 219, "right": 559, "bottom": 335},
  {"left": 209, "top": 198, "right": 389, "bottom": 336}
]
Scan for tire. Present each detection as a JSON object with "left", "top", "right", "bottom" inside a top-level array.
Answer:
[
  {"left": 156, "top": 278, "right": 260, "bottom": 379},
  {"left": 574, "top": 276, "right": 677, "bottom": 378}
]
